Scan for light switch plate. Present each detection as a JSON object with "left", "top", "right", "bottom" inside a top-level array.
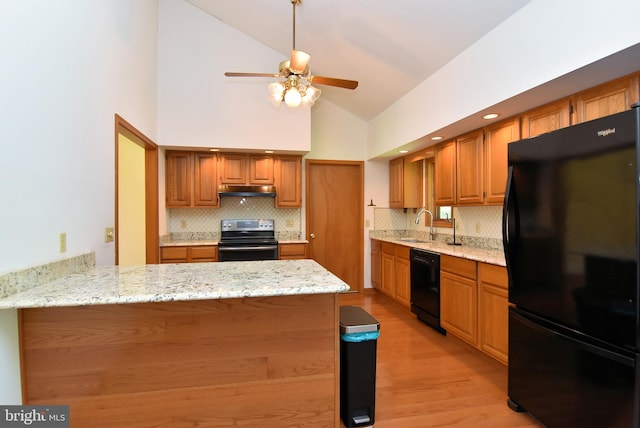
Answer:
[{"left": 104, "top": 227, "right": 114, "bottom": 243}]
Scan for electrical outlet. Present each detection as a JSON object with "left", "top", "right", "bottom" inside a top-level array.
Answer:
[
  {"left": 59, "top": 232, "right": 67, "bottom": 253},
  {"left": 104, "top": 227, "right": 114, "bottom": 243},
  {"left": 365, "top": 219, "right": 370, "bottom": 228},
  {"left": 475, "top": 223, "right": 481, "bottom": 233},
  {"left": 286, "top": 219, "right": 294, "bottom": 227},
  {"left": 180, "top": 219, "right": 187, "bottom": 229}
]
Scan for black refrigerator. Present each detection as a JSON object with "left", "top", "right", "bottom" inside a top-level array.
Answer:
[{"left": 503, "top": 105, "right": 640, "bottom": 427}]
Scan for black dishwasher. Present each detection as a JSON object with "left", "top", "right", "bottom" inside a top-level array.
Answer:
[{"left": 410, "top": 248, "right": 445, "bottom": 335}]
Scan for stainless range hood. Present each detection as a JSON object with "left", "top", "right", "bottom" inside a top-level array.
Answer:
[{"left": 218, "top": 185, "right": 276, "bottom": 197}]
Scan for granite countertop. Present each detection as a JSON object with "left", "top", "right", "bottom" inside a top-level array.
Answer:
[
  {"left": 372, "top": 236, "right": 505, "bottom": 266},
  {"left": 0, "top": 259, "right": 350, "bottom": 309},
  {"left": 160, "top": 239, "right": 309, "bottom": 247}
]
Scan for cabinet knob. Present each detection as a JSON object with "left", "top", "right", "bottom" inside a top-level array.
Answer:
[{"left": 310, "top": 233, "right": 316, "bottom": 239}]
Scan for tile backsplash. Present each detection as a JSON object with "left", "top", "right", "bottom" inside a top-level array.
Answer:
[
  {"left": 373, "top": 205, "right": 503, "bottom": 250},
  {"left": 168, "top": 197, "right": 302, "bottom": 240}
]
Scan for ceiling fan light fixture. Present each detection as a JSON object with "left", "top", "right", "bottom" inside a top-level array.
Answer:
[
  {"left": 290, "top": 49, "right": 310, "bottom": 74},
  {"left": 284, "top": 86, "right": 302, "bottom": 107},
  {"left": 268, "top": 82, "right": 285, "bottom": 107}
]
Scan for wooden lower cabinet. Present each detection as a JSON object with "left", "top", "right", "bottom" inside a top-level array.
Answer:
[
  {"left": 380, "top": 242, "right": 395, "bottom": 297},
  {"left": 478, "top": 262, "right": 509, "bottom": 364},
  {"left": 440, "top": 254, "right": 509, "bottom": 365},
  {"left": 394, "top": 245, "right": 411, "bottom": 308},
  {"left": 279, "top": 243, "right": 307, "bottom": 260},
  {"left": 160, "top": 245, "right": 218, "bottom": 263},
  {"left": 370, "top": 239, "right": 381, "bottom": 289},
  {"left": 440, "top": 255, "right": 478, "bottom": 347},
  {"left": 374, "top": 240, "right": 411, "bottom": 308}
]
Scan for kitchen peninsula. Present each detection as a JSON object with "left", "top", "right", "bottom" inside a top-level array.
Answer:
[{"left": 0, "top": 258, "right": 349, "bottom": 428}]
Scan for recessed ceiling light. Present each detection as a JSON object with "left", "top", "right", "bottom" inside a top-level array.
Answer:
[
  {"left": 399, "top": 150, "right": 409, "bottom": 153},
  {"left": 431, "top": 136, "right": 443, "bottom": 141},
  {"left": 483, "top": 113, "right": 499, "bottom": 120}
]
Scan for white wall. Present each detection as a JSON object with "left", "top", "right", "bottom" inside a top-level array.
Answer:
[
  {"left": 367, "top": 0, "right": 640, "bottom": 158},
  {"left": 0, "top": 0, "right": 158, "bottom": 404},
  {"left": 157, "top": 0, "right": 310, "bottom": 153}
]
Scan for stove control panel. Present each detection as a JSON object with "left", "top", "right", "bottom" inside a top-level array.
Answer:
[{"left": 221, "top": 219, "right": 275, "bottom": 232}]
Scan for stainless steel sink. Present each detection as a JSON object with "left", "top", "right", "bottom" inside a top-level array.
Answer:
[{"left": 397, "top": 238, "right": 428, "bottom": 243}]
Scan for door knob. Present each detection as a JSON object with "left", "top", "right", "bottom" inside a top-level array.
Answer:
[{"left": 310, "top": 233, "right": 316, "bottom": 239}]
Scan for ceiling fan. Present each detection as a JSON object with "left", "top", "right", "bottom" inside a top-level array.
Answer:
[{"left": 224, "top": 0, "right": 359, "bottom": 108}]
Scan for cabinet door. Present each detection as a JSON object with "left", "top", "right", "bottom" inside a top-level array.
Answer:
[
  {"left": 371, "top": 240, "right": 381, "bottom": 289},
  {"left": 380, "top": 243, "right": 395, "bottom": 297},
  {"left": 434, "top": 141, "right": 456, "bottom": 206},
  {"left": 249, "top": 155, "right": 274, "bottom": 185},
  {"left": 388, "top": 157, "right": 403, "bottom": 208},
  {"left": 478, "top": 263, "right": 509, "bottom": 365},
  {"left": 394, "top": 245, "right": 411, "bottom": 307},
  {"left": 574, "top": 74, "right": 640, "bottom": 123},
  {"left": 403, "top": 159, "right": 423, "bottom": 208},
  {"left": 484, "top": 118, "right": 520, "bottom": 205},
  {"left": 165, "top": 151, "right": 192, "bottom": 207},
  {"left": 274, "top": 156, "right": 302, "bottom": 208},
  {"left": 219, "top": 154, "right": 247, "bottom": 184},
  {"left": 441, "top": 263, "right": 478, "bottom": 347},
  {"left": 521, "top": 98, "right": 571, "bottom": 138},
  {"left": 193, "top": 153, "right": 219, "bottom": 207},
  {"left": 456, "top": 130, "right": 484, "bottom": 205}
]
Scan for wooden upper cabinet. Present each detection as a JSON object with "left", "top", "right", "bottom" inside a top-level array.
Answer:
[
  {"left": 574, "top": 73, "right": 640, "bottom": 123},
  {"left": 165, "top": 151, "right": 192, "bottom": 207},
  {"left": 219, "top": 154, "right": 276, "bottom": 185},
  {"left": 219, "top": 154, "right": 248, "bottom": 184},
  {"left": 484, "top": 118, "right": 520, "bottom": 205},
  {"left": 434, "top": 140, "right": 456, "bottom": 206},
  {"left": 456, "top": 130, "right": 484, "bottom": 205},
  {"left": 193, "top": 153, "right": 219, "bottom": 207},
  {"left": 388, "top": 158, "right": 403, "bottom": 208},
  {"left": 274, "top": 155, "right": 302, "bottom": 208},
  {"left": 249, "top": 155, "right": 274, "bottom": 185},
  {"left": 166, "top": 151, "right": 219, "bottom": 208},
  {"left": 389, "top": 157, "right": 423, "bottom": 209},
  {"left": 521, "top": 98, "right": 572, "bottom": 138}
]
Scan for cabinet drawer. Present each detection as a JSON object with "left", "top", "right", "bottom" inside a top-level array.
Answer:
[
  {"left": 371, "top": 239, "right": 381, "bottom": 251},
  {"left": 191, "top": 246, "right": 217, "bottom": 261},
  {"left": 394, "top": 245, "right": 410, "bottom": 259},
  {"left": 161, "top": 247, "right": 188, "bottom": 261},
  {"left": 279, "top": 243, "right": 307, "bottom": 259},
  {"left": 478, "top": 262, "right": 507, "bottom": 289},
  {"left": 381, "top": 242, "right": 395, "bottom": 255},
  {"left": 441, "top": 254, "right": 477, "bottom": 280}
]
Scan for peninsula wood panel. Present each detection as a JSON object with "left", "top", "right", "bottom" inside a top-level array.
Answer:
[{"left": 20, "top": 294, "right": 339, "bottom": 428}]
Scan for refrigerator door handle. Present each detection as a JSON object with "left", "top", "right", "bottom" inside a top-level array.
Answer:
[{"left": 502, "top": 166, "right": 517, "bottom": 286}]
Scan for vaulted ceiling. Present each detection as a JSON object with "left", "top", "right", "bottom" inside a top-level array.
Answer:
[{"left": 186, "top": 0, "right": 533, "bottom": 121}]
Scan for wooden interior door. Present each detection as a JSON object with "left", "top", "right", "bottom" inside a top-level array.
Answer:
[{"left": 306, "top": 160, "right": 363, "bottom": 292}]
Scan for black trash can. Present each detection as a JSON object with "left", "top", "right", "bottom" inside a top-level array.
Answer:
[{"left": 340, "top": 305, "right": 380, "bottom": 428}]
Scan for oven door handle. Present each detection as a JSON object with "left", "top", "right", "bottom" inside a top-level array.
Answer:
[{"left": 218, "top": 245, "right": 278, "bottom": 252}]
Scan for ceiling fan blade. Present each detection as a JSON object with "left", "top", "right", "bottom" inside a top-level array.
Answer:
[
  {"left": 289, "top": 50, "right": 310, "bottom": 74},
  {"left": 309, "top": 75, "right": 359, "bottom": 90},
  {"left": 224, "top": 72, "right": 280, "bottom": 78}
]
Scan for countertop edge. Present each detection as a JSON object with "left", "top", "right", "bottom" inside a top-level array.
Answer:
[{"left": 371, "top": 236, "right": 505, "bottom": 266}]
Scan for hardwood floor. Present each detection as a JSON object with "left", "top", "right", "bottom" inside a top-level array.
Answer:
[{"left": 338, "top": 290, "right": 543, "bottom": 428}]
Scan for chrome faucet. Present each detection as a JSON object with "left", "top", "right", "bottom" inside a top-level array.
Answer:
[{"left": 415, "top": 208, "right": 434, "bottom": 241}]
